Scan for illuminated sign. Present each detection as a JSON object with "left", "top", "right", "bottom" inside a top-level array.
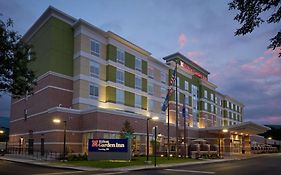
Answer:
[
  {"left": 180, "top": 61, "right": 208, "bottom": 80},
  {"left": 88, "top": 139, "right": 128, "bottom": 152}
]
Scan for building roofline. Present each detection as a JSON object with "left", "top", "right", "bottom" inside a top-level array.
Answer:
[
  {"left": 224, "top": 95, "right": 245, "bottom": 107},
  {"left": 163, "top": 52, "right": 210, "bottom": 75},
  {"left": 22, "top": 6, "right": 77, "bottom": 42}
]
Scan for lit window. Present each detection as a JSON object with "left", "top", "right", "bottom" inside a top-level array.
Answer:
[
  {"left": 90, "top": 61, "right": 100, "bottom": 78},
  {"left": 176, "top": 77, "right": 180, "bottom": 87},
  {"left": 135, "top": 58, "right": 142, "bottom": 71},
  {"left": 204, "top": 90, "right": 208, "bottom": 98},
  {"left": 91, "top": 40, "right": 100, "bottom": 56},
  {"left": 116, "top": 69, "right": 124, "bottom": 84},
  {"left": 117, "top": 48, "right": 125, "bottom": 64},
  {"left": 184, "top": 81, "right": 189, "bottom": 91},
  {"left": 148, "top": 67, "right": 154, "bottom": 79},
  {"left": 210, "top": 94, "right": 214, "bottom": 101},
  {"left": 148, "top": 83, "right": 154, "bottom": 95},
  {"left": 161, "top": 72, "right": 166, "bottom": 84},
  {"left": 116, "top": 89, "right": 124, "bottom": 104},
  {"left": 215, "top": 97, "right": 218, "bottom": 104},
  {"left": 211, "top": 104, "right": 214, "bottom": 112},
  {"left": 89, "top": 83, "right": 99, "bottom": 98},
  {"left": 226, "top": 101, "right": 229, "bottom": 108},
  {"left": 204, "top": 102, "right": 208, "bottom": 110},
  {"left": 135, "top": 94, "right": 142, "bottom": 108},
  {"left": 135, "top": 76, "right": 142, "bottom": 90}
]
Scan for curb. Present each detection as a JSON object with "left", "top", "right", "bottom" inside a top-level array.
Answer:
[{"left": 1, "top": 153, "right": 276, "bottom": 172}]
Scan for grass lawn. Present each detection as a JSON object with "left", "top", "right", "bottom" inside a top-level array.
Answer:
[{"left": 58, "top": 156, "right": 200, "bottom": 168}]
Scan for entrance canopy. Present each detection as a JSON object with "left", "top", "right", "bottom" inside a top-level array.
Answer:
[{"left": 200, "top": 121, "right": 270, "bottom": 135}]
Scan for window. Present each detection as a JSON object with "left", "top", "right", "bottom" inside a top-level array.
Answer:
[
  {"left": 220, "top": 100, "right": 222, "bottom": 106},
  {"left": 204, "top": 102, "right": 208, "bottom": 110},
  {"left": 215, "top": 97, "right": 218, "bottom": 104},
  {"left": 176, "top": 77, "right": 180, "bottom": 87},
  {"left": 161, "top": 87, "right": 166, "bottom": 99},
  {"left": 90, "top": 61, "right": 100, "bottom": 78},
  {"left": 160, "top": 72, "right": 166, "bottom": 84},
  {"left": 215, "top": 107, "right": 217, "bottom": 114},
  {"left": 229, "top": 111, "right": 232, "bottom": 119},
  {"left": 211, "top": 93, "right": 214, "bottom": 101},
  {"left": 184, "top": 81, "right": 189, "bottom": 91},
  {"left": 91, "top": 40, "right": 100, "bottom": 56},
  {"left": 135, "top": 76, "right": 142, "bottom": 90},
  {"left": 226, "top": 101, "right": 229, "bottom": 108},
  {"left": 185, "top": 96, "right": 189, "bottom": 105},
  {"left": 135, "top": 94, "right": 142, "bottom": 108},
  {"left": 204, "top": 90, "right": 208, "bottom": 98},
  {"left": 210, "top": 104, "right": 214, "bottom": 112},
  {"left": 148, "top": 99, "right": 154, "bottom": 111},
  {"left": 148, "top": 83, "right": 154, "bottom": 95},
  {"left": 116, "top": 89, "right": 124, "bottom": 104},
  {"left": 117, "top": 48, "right": 125, "bottom": 64},
  {"left": 148, "top": 67, "right": 154, "bottom": 79},
  {"left": 24, "top": 109, "right": 28, "bottom": 120},
  {"left": 135, "top": 58, "right": 142, "bottom": 71},
  {"left": 231, "top": 103, "right": 234, "bottom": 110},
  {"left": 116, "top": 69, "right": 124, "bottom": 84},
  {"left": 89, "top": 83, "right": 99, "bottom": 98}
]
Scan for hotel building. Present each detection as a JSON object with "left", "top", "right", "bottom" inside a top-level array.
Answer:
[{"left": 9, "top": 6, "right": 268, "bottom": 156}]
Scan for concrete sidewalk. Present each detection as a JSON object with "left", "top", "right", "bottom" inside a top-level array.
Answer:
[{"left": 0, "top": 153, "right": 271, "bottom": 172}]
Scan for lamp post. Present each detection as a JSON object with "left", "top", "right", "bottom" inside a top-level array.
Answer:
[
  {"left": 53, "top": 119, "right": 67, "bottom": 160},
  {"left": 146, "top": 116, "right": 159, "bottom": 163}
]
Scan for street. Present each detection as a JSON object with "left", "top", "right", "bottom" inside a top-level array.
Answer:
[{"left": 0, "top": 154, "right": 281, "bottom": 175}]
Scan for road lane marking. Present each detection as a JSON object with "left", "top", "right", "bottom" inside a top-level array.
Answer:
[{"left": 164, "top": 169, "right": 216, "bottom": 174}]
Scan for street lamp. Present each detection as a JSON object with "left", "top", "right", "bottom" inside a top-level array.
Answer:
[
  {"left": 146, "top": 116, "right": 159, "bottom": 163},
  {"left": 0, "top": 130, "right": 4, "bottom": 134},
  {"left": 53, "top": 118, "right": 67, "bottom": 160}
]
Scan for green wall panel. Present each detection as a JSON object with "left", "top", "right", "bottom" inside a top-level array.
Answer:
[
  {"left": 106, "top": 86, "right": 116, "bottom": 103},
  {"left": 107, "top": 44, "right": 117, "bottom": 62},
  {"left": 142, "top": 78, "right": 147, "bottom": 92},
  {"left": 142, "top": 96, "right": 147, "bottom": 110},
  {"left": 125, "top": 71, "right": 135, "bottom": 88},
  {"left": 29, "top": 17, "right": 73, "bottom": 77},
  {"left": 124, "top": 91, "right": 135, "bottom": 107},
  {"left": 142, "top": 60, "right": 147, "bottom": 75},
  {"left": 106, "top": 65, "right": 116, "bottom": 82},
  {"left": 125, "top": 52, "right": 135, "bottom": 69}
]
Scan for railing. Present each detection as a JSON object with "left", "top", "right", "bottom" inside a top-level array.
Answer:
[{"left": 5, "top": 147, "right": 62, "bottom": 160}]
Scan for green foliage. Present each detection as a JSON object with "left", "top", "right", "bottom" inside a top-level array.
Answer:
[
  {"left": 120, "top": 120, "right": 135, "bottom": 139},
  {"left": 229, "top": 0, "right": 281, "bottom": 56},
  {"left": 67, "top": 153, "right": 88, "bottom": 161},
  {"left": 0, "top": 16, "right": 36, "bottom": 97}
]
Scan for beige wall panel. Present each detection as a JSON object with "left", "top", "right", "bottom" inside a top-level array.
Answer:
[
  {"left": 153, "top": 67, "right": 161, "bottom": 82},
  {"left": 74, "top": 34, "right": 82, "bottom": 54},
  {"left": 100, "top": 43, "right": 107, "bottom": 60},
  {"left": 154, "top": 83, "right": 161, "bottom": 97},
  {"left": 100, "top": 64, "right": 106, "bottom": 81},
  {"left": 99, "top": 85, "right": 106, "bottom": 102},
  {"left": 80, "top": 34, "right": 91, "bottom": 53},
  {"left": 154, "top": 101, "right": 161, "bottom": 113},
  {"left": 74, "top": 57, "right": 90, "bottom": 76},
  {"left": 73, "top": 80, "right": 89, "bottom": 99}
]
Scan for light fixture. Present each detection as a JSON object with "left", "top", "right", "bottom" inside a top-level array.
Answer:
[
  {"left": 268, "top": 137, "right": 272, "bottom": 140},
  {"left": 222, "top": 129, "right": 228, "bottom": 133},
  {"left": 0, "top": 130, "right": 4, "bottom": 134},
  {"left": 152, "top": 116, "right": 159, "bottom": 120},
  {"left": 53, "top": 118, "right": 61, "bottom": 124}
]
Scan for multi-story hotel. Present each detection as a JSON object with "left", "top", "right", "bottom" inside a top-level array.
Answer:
[{"left": 9, "top": 6, "right": 268, "bottom": 156}]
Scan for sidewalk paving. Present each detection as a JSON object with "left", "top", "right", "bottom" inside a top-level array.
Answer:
[{"left": 0, "top": 153, "right": 273, "bottom": 172}]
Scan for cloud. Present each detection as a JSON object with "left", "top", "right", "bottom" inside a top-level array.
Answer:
[{"left": 178, "top": 33, "right": 187, "bottom": 48}]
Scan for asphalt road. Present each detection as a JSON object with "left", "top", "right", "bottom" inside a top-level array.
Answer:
[{"left": 0, "top": 154, "right": 281, "bottom": 175}]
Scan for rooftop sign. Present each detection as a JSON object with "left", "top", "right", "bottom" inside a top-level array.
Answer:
[{"left": 180, "top": 61, "right": 208, "bottom": 80}]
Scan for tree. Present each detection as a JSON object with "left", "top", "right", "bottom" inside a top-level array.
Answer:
[
  {"left": 0, "top": 15, "right": 36, "bottom": 98},
  {"left": 229, "top": 0, "right": 281, "bottom": 56},
  {"left": 120, "top": 120, "right": 135, "bottom": 139}
]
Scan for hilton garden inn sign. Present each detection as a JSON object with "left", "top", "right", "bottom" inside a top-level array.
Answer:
[{"left": 88, "top": 139, "right": 131, "bottom": 160}]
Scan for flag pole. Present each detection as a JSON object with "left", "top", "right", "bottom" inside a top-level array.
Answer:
[
  {"left": 175, "top": 60, "right": 179, "bottom": 158},
  {"left": 167, "top": 98, "right": 170, "bottom": 159}
]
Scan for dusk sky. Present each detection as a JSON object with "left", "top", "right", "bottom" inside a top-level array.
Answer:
[{"left": 0, "top": 0, "right": 280, "bottom": 125}]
